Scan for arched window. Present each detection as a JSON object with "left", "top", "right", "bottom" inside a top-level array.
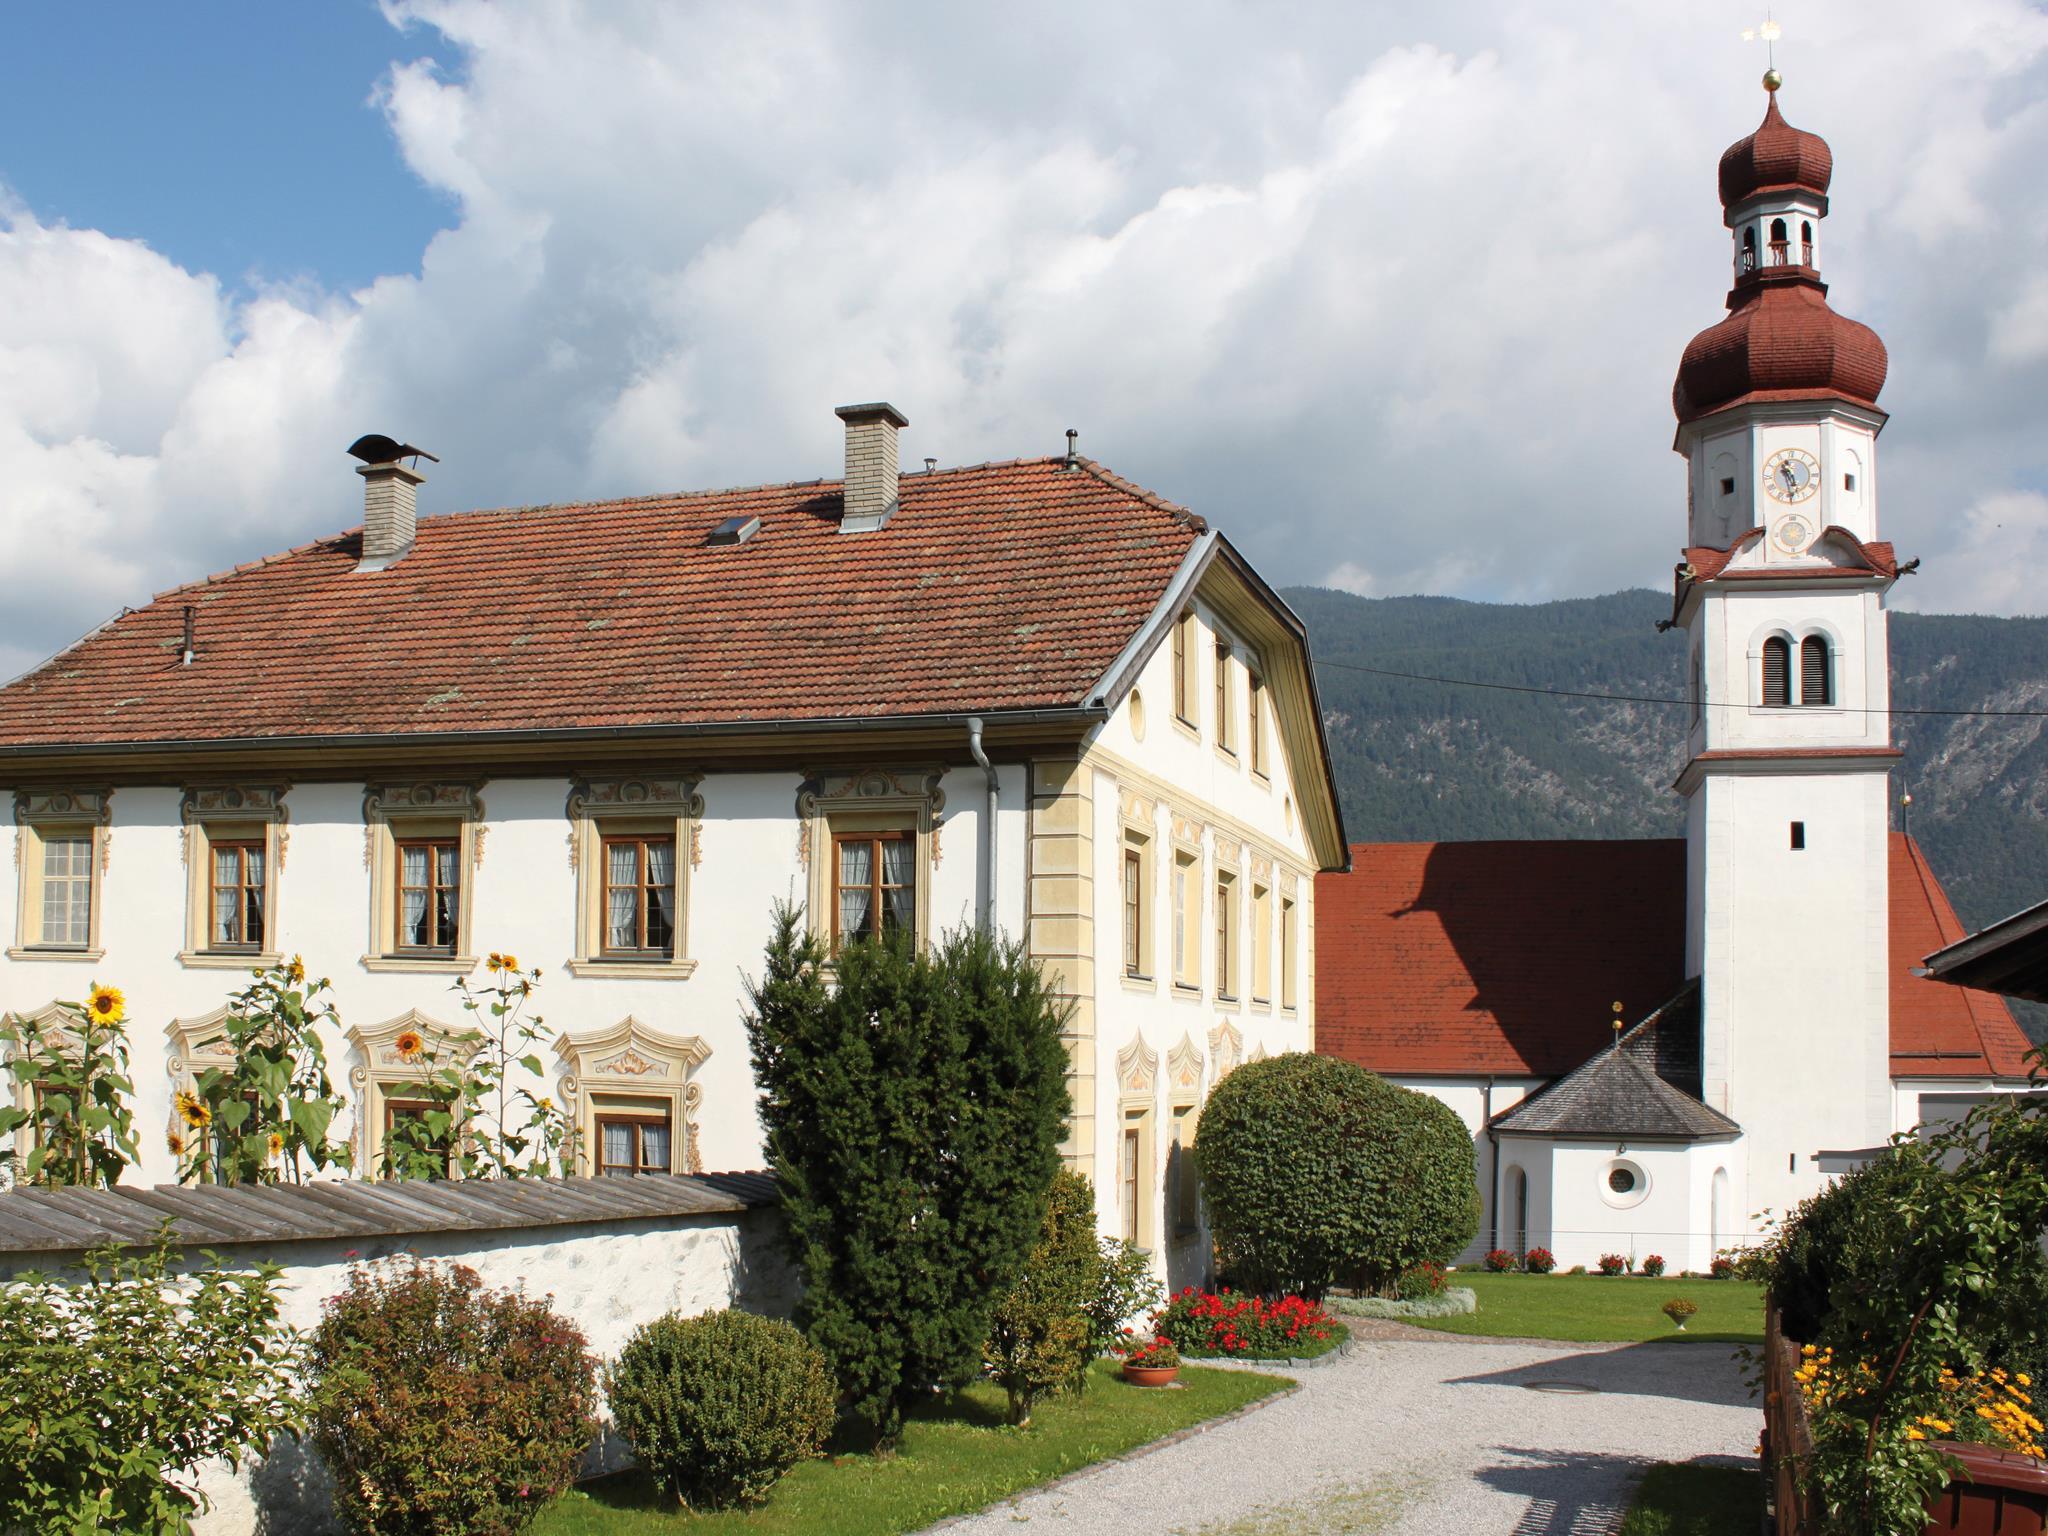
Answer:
[
  {"left": 1769, "top": 217, "right": 1790, "bottom": 265},
  {"left": 1740, "top": 227, "right": 1758, "bottom": 273},
  {"left": 1799, "top": 219, "right": 1814, "bottom": 265},
  {"left": 1761, "top": 636, "right": 1791, "bottom": 707},
  {"left": 1800, "top": 635, "right": 1832, "bottom": 706}
]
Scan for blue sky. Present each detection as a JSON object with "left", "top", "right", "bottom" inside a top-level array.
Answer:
[
  {"left": 0, "top": 0, "right": 2045, "bottom": 680},
  {"left": 0, "top": 2, "right": 446, "bottom": 292}
]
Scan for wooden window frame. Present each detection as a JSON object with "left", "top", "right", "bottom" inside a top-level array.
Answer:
[
  {"left": 1214, "top": 641, "right": 1236, "bottom": 757},
  {"left": 380, "top": 1096, "right": 456, "bottom": 1179},
  {"left": 1251, "top": 879, "right": 1273, "bottom": 1004},
  {"left": 831, "top": 828, "right": 916, "bottom": 950},
  {"left": 1215, "top": 869, "right": 1238, "bottom": 1001},
  {"left": 1799, "top": 635, "right": 1833, "bottom": 707},
  {"left": 595, "top": 1106, "right": 675, "bottom": 1177},
  {"left": 798, "top": 769, "right": 941, "bottom": 955},
  {"left": 206, "top": 839, "right": 268, "bottom": 955},
  {"left": 10, "top": 790, "right": 112, "bottom": 964},
  {"left": 1120, "top": 828, "right": 1154, "bottom": 984},
  {"left": 393, "top": 836, "right": 462, "bottom": 956},
  {"left": 1249, "top": 672, "right": 1268, "bottom": 778},
  {"left": 1761, "top": 636, "right": 1792, "bottom": 709},
  {"left": 599, "top": 834, "right": 678, "bottom": 958},
  {"left": 1280, "top": 893, "right": 1299, "bottom": 1012},
  {"left": 35, "top": 832, "right": 95, "bottom": 951},
  {"left": 1171, "top": 611, "right": 1200, "bottom": 729},
  {"left": 179, "top": 787, "right": 287, "bottom": 970}
]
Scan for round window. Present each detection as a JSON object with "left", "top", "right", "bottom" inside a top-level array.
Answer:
[{"left": 1601, "top": 1158, "right": 1650, "bottom": 1209}]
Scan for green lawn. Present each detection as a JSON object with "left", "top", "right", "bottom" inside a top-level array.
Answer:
[
  {"left": 532, "top": 1359, "right": 1291, "bottom": 1535},
  {"left": 1411, "top": 1272, "right": 1765, "bottom": 1344},
  {"left": 1619, "top": 1464, "right": 1762, "bottom": 1535}
]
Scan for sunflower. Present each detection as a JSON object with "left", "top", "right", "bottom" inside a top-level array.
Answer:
[
  {"left": 394, "top": 1028, "right": 426, "bottom": 1060},
  {"left": 85, "top": 983, "right": 126, "bottom": 1026},
  {"left": 166, "top": 1129, "right": 185, "bottom": 1156},
  {"left": 267, "top": 1131, "right": 285, "bottom": 1158},
  {"left": 486, "top": 951, "right": 507, "bottom": 972},
  {"left": 176, "top": 1092, "right": 213, "bottom": 1130},
  {"left": 489, "top": 952, "right": 519, "bottom": 974},
  {"left": 286, "top": 955, "right": 306, "bottom": 985}
]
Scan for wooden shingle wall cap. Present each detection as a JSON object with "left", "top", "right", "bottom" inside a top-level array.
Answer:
[{"left": 0, "top": 1170, "right": 777, "bottom": 1256}]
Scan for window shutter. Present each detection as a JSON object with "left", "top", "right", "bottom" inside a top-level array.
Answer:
[
  {"left": 1761, "top": 637, "right": 1791, "bottom": 707},
  {"left": 1800, "top": 636, "right": 1831, "bottom": 706}
]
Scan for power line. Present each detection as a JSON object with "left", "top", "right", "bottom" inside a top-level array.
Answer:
[{"left": 1309, "top": 655, "right": 2048, "bottom": 719}]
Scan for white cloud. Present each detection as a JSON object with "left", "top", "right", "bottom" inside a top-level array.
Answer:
[
  {"left": 1898, "top": 491, "right": 2048, "bottom": 617},
  {"left": 3, "top": 0, "right": 2048, "bottom": 681}
]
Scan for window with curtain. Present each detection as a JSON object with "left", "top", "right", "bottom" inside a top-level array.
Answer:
[
  {"left": 38, "top": 834, "right": 93, "bottom": 948},
  {"left": 597, "top": 1110, "right": 672, "bottom": 1176},
  {"left": 834, "top": 831, "right": 914, "bottom": 945},
  {"left": 396, "top": 838, "right": 460, "bottom": 952},
  {"left": 209, "top": 840, "right": 266, "bottom": 951},
  {"left": 1800, "top": 636, "right": 1832, "bottom": 706},
  {"left": 603, "top": 836, "right": 677, "bottom": 955},
  {"left": 1761, "top": 636, "right": 1791, "bottom": 708},
  {"left": 1122, "top": 847, "right": 1144, "bottom": 978}
]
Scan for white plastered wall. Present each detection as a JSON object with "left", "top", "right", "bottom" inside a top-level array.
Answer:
[{"left": 1501, "top": 1137, "right": 1738, "bottom": 1272}]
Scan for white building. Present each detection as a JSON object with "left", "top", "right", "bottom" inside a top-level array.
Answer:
[
  {"left": 0, "top": 402, "right": 1347, "bottom": 1284},
  {"left": 1314, "top": 81, "right": 2036, "bottom": 1273}
]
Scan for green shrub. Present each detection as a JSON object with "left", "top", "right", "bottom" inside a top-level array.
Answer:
[
  {"left": 1085, "top": 1236, "right": 1163, "bottom": 1367},
  {"left": 984, "top": 1169, "right": 1100, "bottom": 1425},
  {"left": 0, "top": 1228, "right": 301, "bottom": 1535},
  {"left": 745, "top": 908, "right": 1072, "bottom": 1448},
  {"left": 607, "top": 1309, "right": 835, "bottom": 1510},
  {"left": 311, "top": 1257, "right": 598, "bottom": 1536},
  {"left": 1193, "top": 1053, "right": 1479, "bottom": 1299},
  {"left": 1750, "top": 1151, "right": 1921, "bottom": 1341}
]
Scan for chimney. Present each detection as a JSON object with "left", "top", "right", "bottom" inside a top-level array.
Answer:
[
  {"left": 834, "top": 402, "right": 908, "bottom": 533},
  {"left": 346, "top": 434, "right": 438, "bottom": 572}
]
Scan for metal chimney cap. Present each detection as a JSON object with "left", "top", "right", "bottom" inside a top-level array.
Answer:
[
  {"left": 347, "top": 434, "right": 440, "bottom": 465},
  {"left": 832, "top": 402, "right": 909, "bottom": 429}
]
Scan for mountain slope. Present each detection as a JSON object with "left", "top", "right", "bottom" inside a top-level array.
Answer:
[{"left": 1289, "top": 586, "right": 2048, "bottom": 1040}]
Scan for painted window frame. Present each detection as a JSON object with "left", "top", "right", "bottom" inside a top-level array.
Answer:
[
  {"left": 1249, "top": 671, "right": 1268, "bottom": 779},
  {"left": 1251, "top": 876, "right": 1273, "bottom": 1005},
  {"left": 566, "top": 775, "right": 702, "bottom": 979},
  {"left": 1170, "top": 610, "right": 1201, "bottom": 731},
  {"left": 1166, "top": 1034, "right": 1204, "bottom": 1239},
  {"left": 1120, "top": 826, "right": 1155, "bottom": 983},
  {"left": 1116, "top": 1035, "right": 1160, "bottom": 1253},
  {"left": 345, "top": 1010, "right": 482, "bottom": 1176},
  {"left": 798, "top": 769, "right": 942, "bottom": 954},
  {"left": 553, "top": 1015, "right": 711, "bottom": 1178},
  {"left": 830, "top": 828, "right": 917, "bottom": 949},
  {"left": 362, "top": 783, "right": 483, "bottom": 974},
  {"left": 9, "top": 789, "right": 112, "bottom": 963},
  {"left": 179, "top": 786, "right": 288, "bottom": 970},
  {"left": 1280, "top": 890, "right": 1299, "bottom": 1012},
  {"left": 1214, "top": 868, "right": 1239, "bottom": 1001},
  {"left": 594, "top": 1105, "right": 674, "bottom": 1177},
  {"left": 1213, "top": 640, "right": 1237, "bottom": 757},
  {"left": 1170, "top": 843, "right": 1202, "bottom": 992}
]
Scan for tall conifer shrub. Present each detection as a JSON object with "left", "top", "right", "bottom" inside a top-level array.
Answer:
[{"left": 745, "top": 906, "right": 1071, "bottom": 1447}]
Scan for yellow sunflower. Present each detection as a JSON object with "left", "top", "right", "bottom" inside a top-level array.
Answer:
[
  {"left": 176, "top": 1092, "right": 213, "bottom": 1130},
  {"left": 166, "top": 1129, "right": 185, "bottom": 1156},
  {"left": 394, "top": 1028, "right": 426, "bottom": 1060},
  {"left": 85, "top": 983, "right": 126, "bottom": 1026},
  {"left": 489, "top": 952, "right": 519, "bottom": 974},
  {"left": 286, "top": 955, "right": 306, "bottom": 985},
  {"left": 486, "top": 951, "right": 507, "bottom": 971},
  {"left": 267, "top": 1131, "right": 285, "bottom": 1158}
]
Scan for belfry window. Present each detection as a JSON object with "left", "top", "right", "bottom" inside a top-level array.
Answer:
[
  {"left": 1740, "top": 227, "right": 1758, "bottom": 274},
  {"left": 1769, "top": 217, "right": 1790, "bottom": 265},
  {"left": 1761, "top": 636, "right": 1791, "bottom": 708},
  {"left": 1799, "top": 636, "right": 1832, "bottom": 706},
  {"left": 1799, "top": 219, "right": 1814, "bottom": 266}
]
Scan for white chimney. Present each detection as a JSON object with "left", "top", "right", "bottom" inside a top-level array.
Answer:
[
  {"left": 834, "top": 402, "right": 908, "bottom": 533},
  {"left": 347, "top": 434, "right": 438, "bottom": 572}
]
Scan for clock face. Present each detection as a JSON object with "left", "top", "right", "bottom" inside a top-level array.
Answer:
[
  {"left": 1763, "top": 448, "right": 1820, "bottom": 504},
  {"left": 1772, "top": 515, "right": 1814, "bottom": 555}
]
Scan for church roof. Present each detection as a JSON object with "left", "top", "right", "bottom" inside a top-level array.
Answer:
[
  {"left": 1673, "top": 269, "right": 1888, "bottom": 426},
  {"left": 1718, "top": 88, "right": 1834, "bottom": 212},
  {"left": 1315, "top": 834, "right": 2033, "bottom": 1082},
  {"left": 1490, "top": 986, "right": 1741, "bottom": 1141}
]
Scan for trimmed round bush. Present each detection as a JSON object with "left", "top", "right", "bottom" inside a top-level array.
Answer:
[
  {"left": 311, "top": 1257, "right": 597, "bottom": 1536},
  {"left": 1194, "top": 1053, "right": 1479, "bottom": 1299},
  {"left": 607, "top": 1308, "right": 836, "bottom": 1510}
]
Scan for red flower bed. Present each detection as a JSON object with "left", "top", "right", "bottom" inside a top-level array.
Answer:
[
  {"left": 1152, "top": 1288, "right": 1342, "bottom": 1359},
  {"left": 1484, "top": 1248, "right": 1518, "bottom": 1273},
  {"left": 1521, "top": 1246, "right": 1556, "bottom": 1274}
]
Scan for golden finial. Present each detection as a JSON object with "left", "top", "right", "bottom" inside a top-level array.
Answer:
[
  {"left": 1611, "top": 1000, "right": 1625, "bottom": 1047},
  {"left": 1743, "top": 15, "right": 1783, "bottom": 89}
]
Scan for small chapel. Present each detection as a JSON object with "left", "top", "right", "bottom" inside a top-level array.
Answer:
[{"left": 1314, "top": 76, "right": 2037, "bottom": 1272}]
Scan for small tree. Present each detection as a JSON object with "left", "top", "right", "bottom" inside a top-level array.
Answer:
[
  {"left": 0, "top": 984, "right": 140, "bottom": 1188},
  {"left": 984, "top": 1169, "right": 1100, "bottom": 1425},
  {"left": 746, "top": 906, "right": 1071, "bottom": 1448},
  {"left": 1195, "top": 1052, "right": 1478, "bottom": 1299},
  {"left": 0, "top": 1227, "right": 303, "bottom": 1534}
]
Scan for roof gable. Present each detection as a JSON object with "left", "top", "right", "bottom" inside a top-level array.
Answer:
[
  {"left": 1492, "top": 985, "right": 1741, "bottom": 1140},
  {"left": 0, "top": 457, "right": 1201, "bottom": 750}
]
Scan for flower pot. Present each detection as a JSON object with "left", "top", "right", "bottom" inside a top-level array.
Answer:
[{"left": 1123, "top": 1363, "right": 1180, "bottom": 1387}]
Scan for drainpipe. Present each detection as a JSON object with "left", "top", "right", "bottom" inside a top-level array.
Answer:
[
  {"left": 1484, "top": 1077, "right": 1499, "bottom": 1255},
  {"left": 966, "top": 717, "right": 998, "bottom": 933}
]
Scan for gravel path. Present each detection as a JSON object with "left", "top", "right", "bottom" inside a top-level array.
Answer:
[{"left": 939, "top": 1329, "right": 1758, "bottom": 1535}]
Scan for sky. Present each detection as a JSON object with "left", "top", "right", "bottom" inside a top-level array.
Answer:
[{"left": 1, "top": 0, "right": 2045, "bottom": 682}]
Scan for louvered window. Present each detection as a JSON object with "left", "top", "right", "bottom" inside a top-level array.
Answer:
[
  {"left": 1761, "top": 637, "right": 1791, "bottom": 707},
  {"left": 1800, "top": 636, "right": 1832, "bottom": 706}
]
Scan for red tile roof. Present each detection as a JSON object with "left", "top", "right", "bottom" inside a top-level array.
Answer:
[
  {"left": 1316, "top": 834, "right": 2031, "bottom": 1081},
  {"left": 1674, "top": 269, "right": 1887, "bottom": 426},
  {"left": 1718, "top": 89, "right": 1834, "bottom": 211},
  {"left": 0, "top": 457, "right": 1202, "bottom": 746},
  {"left": 1682, "top": 527, "right": 1898, "bottom": 583}
]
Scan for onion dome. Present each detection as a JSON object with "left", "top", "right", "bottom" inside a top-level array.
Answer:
[
  {"left": 1673, "top": 270, "right": 1886, "bottom": 424},
  {"left": 1718, "top": 89, "right": 1832, "bottom": 211}
]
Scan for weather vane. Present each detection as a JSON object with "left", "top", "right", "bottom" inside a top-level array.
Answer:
[{"left": 1742, "top": 13, "right": 1784, "bottom": 91}]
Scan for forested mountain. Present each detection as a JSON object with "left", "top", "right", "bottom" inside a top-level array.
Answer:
[{"left": 1289, "top": 587, "right": 2048, "bottom": 1037}]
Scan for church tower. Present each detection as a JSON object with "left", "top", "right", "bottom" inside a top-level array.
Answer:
[{"left": 1671, "top": 74, "right": 1901, "bottom": 1227}]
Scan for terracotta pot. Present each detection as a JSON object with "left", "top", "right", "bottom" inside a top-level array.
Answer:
[
  {"left": 1123, "top": 1363, "right": 1180, "bottom": 1387},
  {"left": 1924, "top": 1442, "right": 2048, "bottom": 1535}
]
